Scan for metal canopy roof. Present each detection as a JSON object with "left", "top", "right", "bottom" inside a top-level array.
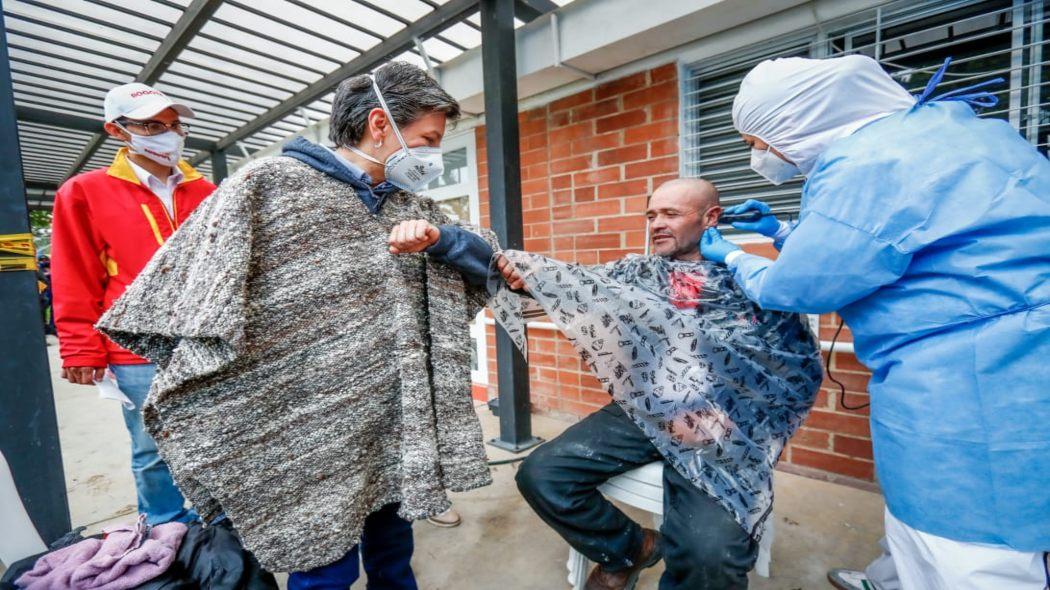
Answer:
[{"left": 4, "top": 0, "right": 566, "bottom": 209}]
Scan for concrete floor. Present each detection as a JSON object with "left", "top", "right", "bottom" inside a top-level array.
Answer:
[{"left": 38, "top": 336, "right": 886, "bottom": 589}]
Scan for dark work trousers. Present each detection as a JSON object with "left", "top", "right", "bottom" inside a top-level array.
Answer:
[
  {"left": 516, "top": 403, "right": 758, "bottom": 590},
  {"left": 287, "top": 503, "right": 417, "bottom": 590}
]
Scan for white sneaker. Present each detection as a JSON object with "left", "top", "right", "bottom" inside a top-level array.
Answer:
[{"left": 827, "top": 569, "right": 875, "bottom": 590}]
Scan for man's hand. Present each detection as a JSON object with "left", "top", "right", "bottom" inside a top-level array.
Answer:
[
  {"left": 388, "top": 220, "right": 441, "bottom": 254},
  {"left": 496, "top": 254, "right": 527, "bottom": 291},
  {"left": 62, "top": 366, "right": 105, "bottom": 385}
]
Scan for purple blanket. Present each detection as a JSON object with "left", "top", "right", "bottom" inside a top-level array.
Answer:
[{"left": 16, "top": 519, "right": 187, "bottom": 590}]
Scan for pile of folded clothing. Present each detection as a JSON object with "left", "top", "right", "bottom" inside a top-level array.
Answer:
[{"left": 1, "top": 517, "right": 276, "bottom": 590}]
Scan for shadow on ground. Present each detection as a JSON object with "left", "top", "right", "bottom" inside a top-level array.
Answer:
[{"left": 42, "top": 336, "right": 884, "bottom": 589}]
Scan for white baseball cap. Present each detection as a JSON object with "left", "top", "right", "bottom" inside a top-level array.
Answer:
[{"left": 103, "top": 82, "right": 196, "bottom": 122}]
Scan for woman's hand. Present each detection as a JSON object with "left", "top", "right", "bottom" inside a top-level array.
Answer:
[
  {"left": 496, "top": 254, "right": 527, "bottom": 291},
  {"left": 725, "top": 199, "right": 781, "bottom": 236},
  {"left": 388, "top": 220, "right": 441, "bottom": 254},
  {"left": 700, "top": 227, "right": 741, "bottom": 264}
]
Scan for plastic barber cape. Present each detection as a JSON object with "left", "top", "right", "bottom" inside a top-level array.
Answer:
[
  {"left": 491, "top": 254, "right": 823, "bottom": 538},
  {"left": 729, "top": 77, "right": 1050, "bottom": 549}
]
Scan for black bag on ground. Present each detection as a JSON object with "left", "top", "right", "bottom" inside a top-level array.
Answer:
[
  {"left": 0, "top": 527, "right": 97, "bottom": 589},
  {"left": 133, "top": 520, "right": 277, "bottom": 590},
  {"left": 1, "top": 521, "right": 276, "bottom": 590}
]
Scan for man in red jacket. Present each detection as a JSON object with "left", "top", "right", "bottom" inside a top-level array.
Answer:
[{"left": 51, "top": 82, "right": 215, "bottom": 524}]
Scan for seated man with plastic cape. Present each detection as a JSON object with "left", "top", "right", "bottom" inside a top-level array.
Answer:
[{"left": 493, "top": 179, "right": 823, "bottom": 590}]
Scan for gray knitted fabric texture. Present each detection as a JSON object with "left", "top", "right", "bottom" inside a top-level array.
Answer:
[{"left": 97, "top": 157, "right": 494, "bottom": 572}]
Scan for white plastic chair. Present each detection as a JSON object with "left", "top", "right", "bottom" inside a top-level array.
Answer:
[
  {"left": 0, "top": 450, "right": 47, "bottom": 567},
  {"left": 566, "top": 461, "right": 773, "bottom": 589}
]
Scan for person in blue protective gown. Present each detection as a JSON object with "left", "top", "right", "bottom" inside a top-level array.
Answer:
[{"left": 700, "top": 55, "right": 1050, "bottom": 590}]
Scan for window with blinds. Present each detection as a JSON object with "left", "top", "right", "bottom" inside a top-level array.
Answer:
[{"left": 681, "top": 0, "right": 1048, "bottom": 220}]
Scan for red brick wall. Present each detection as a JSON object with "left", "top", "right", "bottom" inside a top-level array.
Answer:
[
  {"left": 473, "top": 63, "right": 877, "bottom": 486},
  {"left": 788, "top": 313, "right": 873, "bottom": 482}
]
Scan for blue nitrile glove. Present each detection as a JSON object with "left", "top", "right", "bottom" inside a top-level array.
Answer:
[
  {"left": 725, "top": 199, "right": 781, "bottom": 237},
  {"left": 700, "top": 227, "right": 740, "bottom": 264}
]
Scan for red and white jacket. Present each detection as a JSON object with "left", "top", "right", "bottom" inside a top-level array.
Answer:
[{"left": 51, "top": 148, "right": 215, "bottom": 367}]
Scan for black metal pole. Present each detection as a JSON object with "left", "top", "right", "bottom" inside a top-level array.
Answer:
[
  {"left": 0, "top": 6, "right": 72, "bottom": 543},
  {"left": 210, "top": 148, "right": 228, "bottom": 184},
  {"left": 481, "top": 0, "right": 541, "bottom": 452}
]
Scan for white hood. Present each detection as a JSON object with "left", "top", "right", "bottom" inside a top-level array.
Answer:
[{"left": 731, "top": 55, "right": 915, "bottom": 175}]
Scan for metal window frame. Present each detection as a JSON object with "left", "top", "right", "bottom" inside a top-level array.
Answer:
[{"left": 680, "top": 0, "right": 1048, "bottom": 221}]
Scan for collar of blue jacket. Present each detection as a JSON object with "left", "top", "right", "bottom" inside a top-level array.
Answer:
[{"left": 281, "top": 136, "right": 397, "bottom": 214}]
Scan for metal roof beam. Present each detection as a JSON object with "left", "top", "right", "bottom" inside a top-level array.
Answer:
[
  {"left": 193, "top": 30, "right": 329, "bottom": 79},
  {"left": 64, "top": 0, "right": 225, "bottom": 180},
  {"left": 13, "top": 42, "right": 308, "bottom": 108},
  {"left": 19, "top": 136, "right": 90, "bottom": 150},
  {"left": 14, "top": 99, "right": 99, "bottom": 120},
  {"left": 139, "top": 0, "right": 225, "bottom": 85},
  {"left": 13, "top": 79, "right": 106, "bottom": 103},
  {"left": 31, "top": 1, "right": 320, "bottom": 87},
  {"left": 191, "top": 0, "right": 478, "bottom": 164},
  {"left": 223, "top": 0, "right": 369, "bottom": 57},
  {"left": 11, "top": 65, "right": 124, "bottom": 91},
  {"left": 16, "top": 105, "right": 217, "bottom": 150},
  {"left": 289, "top": 0, "right": 387, "bottom": 43},
  {"left": 13, "top": 88, "right": 106, "bottom": 113},
  {"left": 5, "top": 29, "right": 141, "bottom": 68},
  {"left": 12, "top": 6, "right": 343, "bottom": 101},
  {"left": 349, "top": 0, "right": 466, "bottom": 53},
  {"left": 18, "top": 121, "right": 96, "bottom": 136},
  {"left": 168, "top": 57, "right": 304, "bottom": 94},
  {"left": 14, "top": 0, "right": 165, "bottom": 42},
  {"left": 16, "top": 106, "right": 113, "bottom": 134},
  {"left": 514, "top": 0, "right": 559, "bottom": 23}
]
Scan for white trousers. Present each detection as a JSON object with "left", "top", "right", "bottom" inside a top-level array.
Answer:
[{"left": 883, "top": 508, "right": 1049, "bottom": 590}]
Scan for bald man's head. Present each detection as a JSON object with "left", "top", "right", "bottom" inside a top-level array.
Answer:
[
  {"left": 653, "top": 178, "right": 720, "bottom": 210},
  {"left": 645, "top": 178, "right": 722, "bottom": 261}
]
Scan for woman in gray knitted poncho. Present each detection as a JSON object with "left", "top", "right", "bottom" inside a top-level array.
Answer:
[{"left": 97, "top": 63, "right": 497, "bottom": 587}]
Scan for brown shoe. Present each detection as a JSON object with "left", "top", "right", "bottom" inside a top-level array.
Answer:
[
  {"left": 584, "top": 528, "right": 662, "bottom": 590},
  {"left": 426, "top": 508, "right": 462, "bottom": 528}
]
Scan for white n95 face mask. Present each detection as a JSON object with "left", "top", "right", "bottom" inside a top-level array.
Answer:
[
  {"left": 750, "top": 146, "right": 799, "bottom": 185},
  {"left": 359, "top": 74, "right": 445, "bottom": 192},
  {"left": 117, "top": 124, "right": 185, "bottom": 167},
  {"left": 383, "top": 145, "right": 444, "bottom": 192}
]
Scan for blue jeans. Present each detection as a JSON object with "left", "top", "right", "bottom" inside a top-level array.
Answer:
[
  {"left": 288, "top": 503, "right": 417, "bottom": 590},
  {"left": 110, "top": 363, "right": 197, "bottom": 525}
]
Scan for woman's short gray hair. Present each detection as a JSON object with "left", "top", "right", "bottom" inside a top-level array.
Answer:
[{"left": 329, "top": 62, "right": 461, "bottom": 148}]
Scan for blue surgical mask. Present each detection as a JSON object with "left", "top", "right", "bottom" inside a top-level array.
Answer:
[{"left": 750, "top": 146, "right": 799, "bottom": 185}]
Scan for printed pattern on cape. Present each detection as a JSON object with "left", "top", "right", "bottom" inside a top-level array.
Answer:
[{"left": 491, "top": 251, "right": 823, "bottom": 538}]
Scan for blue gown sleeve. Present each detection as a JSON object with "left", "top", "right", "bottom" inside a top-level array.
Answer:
[
  {"left": 425, "top": 224, "right": 495, "bottom": 287},
  {"left": 771, "top": 220, "right": 796, "bottom": 251},
  {"left": 729, "top": 211, "right": 911, "bottom": 313}
]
